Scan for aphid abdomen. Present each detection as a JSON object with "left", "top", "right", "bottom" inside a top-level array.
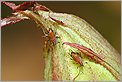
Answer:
[{"left": 71, "top": 52, "right": 83, "bottom": 66}]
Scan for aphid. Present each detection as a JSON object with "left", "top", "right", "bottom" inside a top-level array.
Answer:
[
  {"left": 70, "top": 52, "right": 83, "bottom": 81},
  {"left": 63, "top": 42, "right": 120, "bottom": 81},
  {"left": 70, "top": 52, "right": 83, "bottom": 66},
  {"left": 43, "top": 28, "right": 56, "bottom": 50},
  {"left": 44, "top": 28, "right": 59, "bottom": 50},
  {"left": 47, "top": 28, "right": 56, "bottom": 45}
]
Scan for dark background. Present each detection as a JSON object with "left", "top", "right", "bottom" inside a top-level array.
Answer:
[{"left": 1, "top": 1, "right": 121, "bottom": 81}]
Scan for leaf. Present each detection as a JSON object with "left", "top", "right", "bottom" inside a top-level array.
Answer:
[
  {"left": 2, "top": 1, "right": 35, "bottom": 11},
  {"left": 1, "top": 16, "right": 28, "bottom": 27},
  {"left": 1, "top": 1, "right": 33, "bottom": 27},
  {"left": 1, "top": 1, "right": 120, "bottom": 81},
  {"left": 1, "top": 1, "right": 50, "bottom": 27}
]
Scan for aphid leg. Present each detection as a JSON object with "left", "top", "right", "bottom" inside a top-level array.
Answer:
[
  {"left": 41, "top": 27, "right": 48, "bottom": 37},
  {"left": 42, "top": 34, "right": 48, "bottom": 38},
  {"left": 52, "top": 34, "right": 60, "bottom": 45},
  {"left": 55, "top": 35, "right": 60, "bottom": 43},
  {"left": 73, "top": 67, "right": 79, "bottom": 81},
  {"left": 68, "top": 50, "right": 74, "bottom": 60},
  {"left": 41, "top": 28, "right": 50, "bottom": 42},
  {"left": 36, "top": 23, "right": 48, "bottom": 37},
  {"left": 73, "top": 65, "right": 83, "bottom": 81},
  {"left": 56, "top": 34, "right": 60, "bottom": 38}
]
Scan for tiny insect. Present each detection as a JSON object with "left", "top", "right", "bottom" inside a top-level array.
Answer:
[
  {"left": 70, "top": 52, "right": 83, "bottom": 81},
  {"left": 43, "top": 28, "right": 59, "bottom": 52},
  {"left": 47, "top": 28, "right": 57, "bottom": 45},
  {"left": 70, "top": 52, "right": 97, "bottom": 81},
  {"left": 70, "top": 52, "right": 83, "bottom": 66},
  {"left": 63, "top": 42, "right": 120, "bottom": 81},
  {"left": 43, "top": 28, "right": 56, "bottom": 47}
]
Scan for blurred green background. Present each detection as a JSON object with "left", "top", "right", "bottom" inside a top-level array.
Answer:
[{"left": 1, "top": 1, "right": 121, "bottom": 81}]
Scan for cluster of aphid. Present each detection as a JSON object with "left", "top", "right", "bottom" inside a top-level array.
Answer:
[
  {"left": 44, "top": 28, "right": 84, "bottom": 81},
  {"left": 45, "top": 27, "right": 120, "bottom": 81}
]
